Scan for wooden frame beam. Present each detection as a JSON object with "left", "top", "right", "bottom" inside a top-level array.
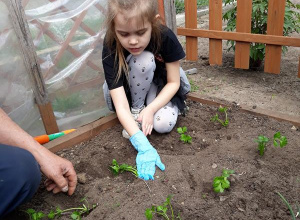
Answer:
[{"left": 177, "top": 28, "right": 300, "bottom": 47}]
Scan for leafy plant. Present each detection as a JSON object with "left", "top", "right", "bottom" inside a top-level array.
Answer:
[
  {"left": 145, "top": 195, "right": 182, "bottom": 220},
  {"left": 254, "top": 132, "right": 287, "bottom": 156},
  {"left": 26, "top": 198, "right": 97, "bottom": 220},
  {"left": 223, "top": 0, "right": 300, "bottom": 68},
  {"left": 273, "top": 132, "right": 288, "bottom": 148},
  {"left": 110, "top": 159, "right": 138, "bottom": 177},
  {"left": 210, "top": 106, "right": 229, "bottom": 127},
  {"left": 277, "top": 192, "right": 300, "bottom": 220},
  {"left": 177, "top": 126, "right": 192, "bottom": 144},
  {"left": 213, "top": 169, "right": 235, "bottom": 193},
  {"left": 254, "top": 135, "right": 269, "bottom": 156}
]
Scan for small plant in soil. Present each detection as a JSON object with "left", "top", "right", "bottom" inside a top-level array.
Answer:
[
  {"left": 210, "top": 106, "right": 229, "bottom": 127},
  {"left": 254, "top": 132, "right": 287, "bottom": 156},
  {"left": 26, "top": 198, "right": 97, "bottom": 220},
  {"left": 110, "top": 159, "right": 138, "bottom": 177},
  {"left": 213, "top": 169, "right": 235, "bottom": 193},
  {"left": 145, "top": 195, "right": 182, "bottom": 220},
  {"left": 254, "top": 135, "right": 269, "bottom": 156},
  {"left": 277, "top": 192, "right": 300, "bottom": 220},
  {"left": 177, "top": 126, "right": 192, "bottom": 144}
]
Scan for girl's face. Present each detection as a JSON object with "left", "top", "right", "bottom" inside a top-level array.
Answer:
[{"left": 114, "top": 11, "right": 152, "bottom": 55}]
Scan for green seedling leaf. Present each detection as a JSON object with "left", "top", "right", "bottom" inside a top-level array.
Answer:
[
  {"left": 273, "top": 132, "right": 288, "bottom": 148},
  {"left": 110, "top": 159, "right": 138, "bottom": 177},
  {"left": 213, "top": 169, "right": 234, "bottom": 193},
  {"left": 211, "top": 106, "right": 229, "bottom": 127},
  {"left": 145, "top": 208, "right": 153, "bottom": 220},
  {"left": 26, "top": 209, "right": 45, "bottom": 220},
  {"left": 254, "top": 135, "right": 269, "bottom": 156},
  {"left": 71, "top": 211, "right": 81, "bottom": 220},
  {"left": 178, "top": 126, "right": 192, "bottom": 144},
  {"left": 145, "top": 195, "right": 178, "bottom": 220},
  {"left": 177, "top": 126, "right": 187, "bottom": 134},
  {"left": 47, "top": 210, "right": 55, "bottom": 219}
]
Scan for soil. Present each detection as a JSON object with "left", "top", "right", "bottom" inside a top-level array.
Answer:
[{"left": 3, "top": 5, "right": 300, "bottom": 220}]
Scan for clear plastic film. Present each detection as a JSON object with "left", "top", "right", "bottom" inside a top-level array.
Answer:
[
  {"left": 0, "top": 2, "right": 46, "bottom": 136},
  {"left": 25, "top": 0, "right": 109, "bottom": 134},
  {"left": 0, "top": 0, "right": 109, "bottom": 136}
]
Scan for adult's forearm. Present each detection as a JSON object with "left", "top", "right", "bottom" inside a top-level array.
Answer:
[{"left": 0, "top": 108, "right": 48, "bottom": 163}]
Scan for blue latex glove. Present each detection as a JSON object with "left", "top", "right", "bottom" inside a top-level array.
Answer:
[{"left": 129, "top": 130, "right": 165, "bottom": 180}]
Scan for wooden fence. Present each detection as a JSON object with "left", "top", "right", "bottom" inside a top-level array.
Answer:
[{"left": 163, "top": 0, "right": 300, "bottom": 77}]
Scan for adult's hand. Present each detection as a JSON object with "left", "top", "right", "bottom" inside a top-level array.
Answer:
[{"left": 38, "top": 151, "right": 77, "bottom": 195}]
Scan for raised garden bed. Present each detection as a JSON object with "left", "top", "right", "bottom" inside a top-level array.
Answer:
[{"left": 5, "top": 97, "right": 300, "bottom": 220}]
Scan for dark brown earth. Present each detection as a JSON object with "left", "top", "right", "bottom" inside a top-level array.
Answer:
[{"left": 4, "top": 98, "right": 300, "bottom": 220}]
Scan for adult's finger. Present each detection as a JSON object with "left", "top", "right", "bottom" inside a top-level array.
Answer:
[{"left": 64, "top": 166, "right": 77, "bottom": 195}]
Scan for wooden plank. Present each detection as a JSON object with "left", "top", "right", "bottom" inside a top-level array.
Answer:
[
  {"left": 177, "top": 28, "right": 300, "bottom": 47},
  {"left": 38, "top": 102, "right": 59, "bottom": 134},
  {"left": 185, "top": 0, "right": 198, "bottom": 61},
  {"left": 209, "top": 0, "right": 223, "bottom": 65},
  {"left": 187, "top": 93, "right": 300, "bottom": 127},
  {"left": 264, "top": 0, "right": 286, "bottom": 74},
  {"left": 157, "top": 0, "right": 166, "bottom": 24},
  {"left": 235, "top": 0, "right": 252, "bottom": 69},
  {"left": 163, "top": 0, "right": 177, "bottom": 34},
  {"left": 45, "top": 114, "right": 119, "bottom": 153}
]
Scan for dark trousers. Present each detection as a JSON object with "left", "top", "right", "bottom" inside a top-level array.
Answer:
[{"left": 0, "top": 144, "right": 41, "bottom": 218}]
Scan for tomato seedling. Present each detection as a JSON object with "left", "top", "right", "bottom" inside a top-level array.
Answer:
[
  {"left": 110, "top": 159, "right": 138, "bottom": 177},
  {"left": 26, "top": 198, "right": 97, "bottom": 220},
  {"left": 254, "top": 132, "right": 287, "bottom": 156},
  {"left": 177, "top": 126, "right": 192, "bottom": 144},
  {"left": 213, "top": 169, "right": 235, "bottom": 193},
  {"left": 211, "top": 106, "right": 229, "bottom": 127},
  {"left": 145, "top": 195, "right": 182, "bottom": 220}
]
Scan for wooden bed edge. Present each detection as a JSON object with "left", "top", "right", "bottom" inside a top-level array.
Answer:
[
  {"left": 187, "top": 93, "right": 300, "bottom": 127},
  {"left": 44, "top": 113, "right": 119, "bottom": 153}
]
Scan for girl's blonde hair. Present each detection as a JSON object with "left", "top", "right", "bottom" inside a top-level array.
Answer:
[{"left": 105, "top": 0, "right": 162, "bottom": 83}]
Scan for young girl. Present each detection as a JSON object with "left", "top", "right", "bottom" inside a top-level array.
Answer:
[{"left": 102, "top": 0, "right": 190, "bottom": 181}]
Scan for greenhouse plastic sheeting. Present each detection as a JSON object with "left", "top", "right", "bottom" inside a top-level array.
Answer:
[
  {"left": 0, "top": 0, "right": 110, "bottom": 136},
  {"left": 0, "top": 2, "right": 46, "bottom": 136}
]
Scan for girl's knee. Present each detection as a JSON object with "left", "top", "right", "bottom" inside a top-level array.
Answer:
[{"left": 129, "top": 51, "right": 156, "bottom": 72}]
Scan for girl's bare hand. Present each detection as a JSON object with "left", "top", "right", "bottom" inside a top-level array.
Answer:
[{"left": 137, "top": 107, "right": 154, "bottom": 136}]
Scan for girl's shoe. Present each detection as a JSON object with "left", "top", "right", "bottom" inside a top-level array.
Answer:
[{"left": 122, "top": 106, "right": 145, "bottom": 139}]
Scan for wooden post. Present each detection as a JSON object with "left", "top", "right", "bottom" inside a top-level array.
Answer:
[
  {"left": 298, "top": 56, "right": 300, "bottom": 78},
  {"left": 4, "top": 0, "right": 59, "bottom": 134},
  {"left": 209, "top": 0, "right": 223, "bottom": 65},
  {"left": 235, "top": 0, "right": 252, "bottom": 69},
  {"left": 185, "top": 0, "right": 198, "bottom": 61},
  {"left": 264, "top": 0, "right": 286, "bottom": 74},
  {"left": 163, "top": 0, "right": 177, "bottom": 34},
  {"left": 158, "top": 0, "right": 165, "bottom": 23}
]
